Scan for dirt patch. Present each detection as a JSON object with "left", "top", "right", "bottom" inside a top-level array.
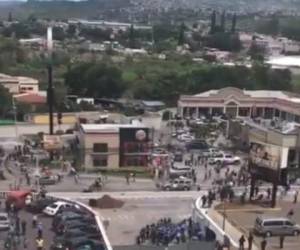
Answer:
[{"left": 89, "top": 195, "right": 125, "bottom": 209}]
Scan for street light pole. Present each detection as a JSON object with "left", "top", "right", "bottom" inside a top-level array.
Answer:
[
  {"left": 222, "top": 200, "right": 226, "bottom": 231},
  {"left": 12, "top": 96, "right": 18, "bottom": 138}
]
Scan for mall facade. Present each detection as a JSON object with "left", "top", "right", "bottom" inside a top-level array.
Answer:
[{"left": 178, "top": 87, "right": 300, "bottom": 122}]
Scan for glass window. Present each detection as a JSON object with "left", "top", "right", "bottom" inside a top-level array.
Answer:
[
  {"left": 93, "top": 143, "right": 108, "bottom": 153},
  {"left": 264, "top": 220, "right": 283, "bottom": 226},
  {"left": 285, "top": 221, "right": 294, "bottom": 226},
  {"left": 93, "top": 157, "right": 108, "bottom": 167}
]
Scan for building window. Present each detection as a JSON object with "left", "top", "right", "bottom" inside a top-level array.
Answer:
[
  {"left": 123, "top": 142, "right": 148, "bottom": 153},
  {"left": 93, "top": 157, "right": 108, "bottom": 167},
  {"left": 93, "top": 143, "right": 108, "bottom": 153},
  {"left": 123, "top": 156, "right": 147, "bottom": 167},
  {"left": 238, "top": 108, "right": 249, "bottom": 117}
]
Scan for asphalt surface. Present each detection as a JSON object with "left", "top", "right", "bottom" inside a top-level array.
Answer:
[
  {"left": 94, "top": 196, "right": 195, "bottom": 246},
  {"left": 0, "top": 198, "right": 54, "bottom": 250}
]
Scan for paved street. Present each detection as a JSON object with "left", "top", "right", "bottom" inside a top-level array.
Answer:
[
  {"left": 92, "top": 196, "right": 196, "bottom": 246},
  {"left": 0, "top": 198, "right": 54, "bottom": 250},
  {"left": 224, "top": 200, "right": 300, "bottom": 250}
]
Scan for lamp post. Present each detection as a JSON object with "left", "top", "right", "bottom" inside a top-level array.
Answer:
[{"left": 12, "top": 96, "right": 18, "bottom": 138}]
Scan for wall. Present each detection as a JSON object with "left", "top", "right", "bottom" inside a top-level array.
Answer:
[{"left": 83, "top": 133, "right": 120, "bottom": 169}]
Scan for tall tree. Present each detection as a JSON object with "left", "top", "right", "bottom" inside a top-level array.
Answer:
[
  {"left": 129, "top": 24, "right": 135, "bottom": 48},
  {"left": 221, "top": 11, "right": 226, "bottom": 32},
  {"left": 210, "top": 11, "right": 216, "bottom": 34},
  {"left": 178, "top": 22, "right": 185, "bottom": 46},
  {"left": 8, "top": 12, "right": 12, "bottom": 22},
  {"left": 231, "top": 13, "right": 237, "bottom": 33}
]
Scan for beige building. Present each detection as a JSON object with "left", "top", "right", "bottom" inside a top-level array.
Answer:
[
  {"left": 78, "top": 123, "right": 150, "bottom": 169},
  {"left": 0, "top": 73, "right": 39, "bottom": 94},
  {"left": 178, "top": 87, "right": 300, "bottom": 122}
]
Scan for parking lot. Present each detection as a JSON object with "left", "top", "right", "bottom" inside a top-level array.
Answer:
[
  {"left": 0, "top": 198, "right": 54, "bottom": 250},
  {"left": 224, "top": 200, "right": 300, "bottom": 250}
]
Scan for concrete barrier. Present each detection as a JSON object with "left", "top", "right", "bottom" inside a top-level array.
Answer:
[
  {"left": 49, "top": 195, "right": 113, "bottom": 250},
  {"left": 193, "top": 197, "right": 239, "bottom": 248}
]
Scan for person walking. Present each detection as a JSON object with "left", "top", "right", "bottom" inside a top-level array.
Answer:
[
  {"left": 279, "top": 235, "right": 285, "bottom": 249},
  {"left": 21, "top": 220, "right": 27, "bottom": 235},
  {"left": 248, "top": 232, "right": 254, "bottom": 250},
  {"left": 261, "top": 237, "right": 267, "bottom": 250},
  {"left": 36, "top": 236, "right": 44, "bottom": 250},
  {"left": 37, "top": 222, "right": 43, "bottom": 238},
  {"left": 294, "top": 190, "right": 298, "bottom": 204},
  {"left": 239, "top": 235, "right": 245, "bottom": 250}
]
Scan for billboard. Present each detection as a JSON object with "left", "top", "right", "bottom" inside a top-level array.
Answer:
[{"left": 249, "top": 142, "right": 281, "bottom": 171}]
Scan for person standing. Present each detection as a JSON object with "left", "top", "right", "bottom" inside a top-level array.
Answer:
[
  {"left": 279, "top": 235, "right": 285, "bottom": 249},
  {"left": 261, "top": 237, "right": 267, "bottom": 250},
  {"left": 294, "top": 190, "right": 298, "bottom": 204},
  {"left": 239, "top": 235, "right": 245, "bottom": 250},
  {"left": 36, "top": 236, "right": 44, "bottom": 250},
  {"left": 21, "top": 220, "right": 27, "bottom": 236},
  {"left": 248, "top": 232, "right": 253, "bottom": 250}
]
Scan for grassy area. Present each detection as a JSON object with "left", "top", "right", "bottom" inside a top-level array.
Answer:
[{"left": 86, "top": 166, "right": 154, "bottom": 179}]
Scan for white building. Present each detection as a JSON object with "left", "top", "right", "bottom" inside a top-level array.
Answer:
[{"left": 0, "top": 73, "right": 39, "bottom": 94}]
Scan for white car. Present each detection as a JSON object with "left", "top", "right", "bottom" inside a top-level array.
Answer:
[
  {"left": 201, "top": 148, "right": 222, "bottom": 157},
  {"left": 43, "top": 201, "right": 72, "bottom": 216},
  {"left": 177, "top": 134, "right": 195, "bottom": 142},
  {"left": 0, "top": 213, "right": 10, "bottom": 231},
  {"left": 209, "top": 153, "right": 241, "bottom": 165}
]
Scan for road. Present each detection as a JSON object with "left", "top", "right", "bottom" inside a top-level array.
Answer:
[{"left": 91, "top": 196, "right": 197, "bottom": 246}]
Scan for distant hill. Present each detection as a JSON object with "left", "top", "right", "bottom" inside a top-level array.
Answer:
[{"left": 0, "top": 0, "right": 131, "bottom": 20}]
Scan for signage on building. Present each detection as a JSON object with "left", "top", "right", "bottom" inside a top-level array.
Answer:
[
  {"left": 43, "top": 135, "right": 62, "bottom": 150},
  {"left": 135, "top": 129, "right": 146, "bottom": 141},
  {"left": 250, "top": 142, "right": 281, "bottom": 170}
]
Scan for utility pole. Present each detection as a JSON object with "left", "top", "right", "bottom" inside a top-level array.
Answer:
[
  {"left": 47, "top": 26, "right": 54, "bottom": 135},
  {"left": 47, "top": 65, "right": 54, "bottom": 135}
]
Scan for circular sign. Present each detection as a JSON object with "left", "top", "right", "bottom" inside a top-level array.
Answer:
[{"left": 136, "top": 130, "right": 146, "bottom": 141}]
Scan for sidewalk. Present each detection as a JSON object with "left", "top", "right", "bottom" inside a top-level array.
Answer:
[{"left": 207, "top": 208, "right": 259, "bottom": 250}]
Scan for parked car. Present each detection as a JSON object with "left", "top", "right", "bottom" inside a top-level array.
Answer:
[
  {"left": 254, "top": 217, "right": 300, "bottom": 237},
  {"left": 52, "top": 211, "right": 86, "bottom": 230},
  {"left": 157, "top": 177, "right": 192, "bottom": 191},
  {"left": 200, "top": 148, "right": 222, "bottom": 158},
  {"left": 26, "top": 197, "right": 57, "bottom": 213},
  {"left": 209, "top": 153, "right": 241, "bottom": 165},
  {"left": 169, "top": 166, "right": 192, "bottom": 178},
  {"left": 177, "top": 133, "right": 195, "bottom": 142},
  {"left": 55, "top": 218, "right": 97, "bottom": 235},
  {"left": 0, "top": 213, "right": 10, "bottom": 231},
  {"left": 186, "top": 140, "right": 209, "bottom": 151},
  {"left": 54, "top": 228, "right": 100, "bottom": 242},
  {"left": 173, "top": 152, "right": 183, "bottom": 162},
  {"left": 39, "top": 176, "right": 57, "bottom": 185},
  {"left": 43, "top": 201, "right": 73, "bottom": 216},
  {"left": 51, "top": 236, "right": 104, "bottom": 250},
  {"left": 60, "top": 222, "right": 98, "bottom": 234}
]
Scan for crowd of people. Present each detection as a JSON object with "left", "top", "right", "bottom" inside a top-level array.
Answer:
[{"left": 136, "top": 217, "right": 216, "bottom": 247}]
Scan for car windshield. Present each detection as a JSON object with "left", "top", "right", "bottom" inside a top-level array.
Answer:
[{"left": 49, "top": 204, "right": 58, "bottom": 209}]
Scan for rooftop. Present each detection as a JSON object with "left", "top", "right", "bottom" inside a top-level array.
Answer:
[
  {"left": 80, "top": 121, "right": 146, "bottom": 134},
  {"left": 14, "top": 93, "right": 46, "bottom": 104},
  {"left": 193, "top": 88, "right": 300, "bottom": 104}
]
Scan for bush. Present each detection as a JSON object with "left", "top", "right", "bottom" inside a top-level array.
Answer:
[{"left": 89, "top": 199, "right": 97, "bottom": 207}]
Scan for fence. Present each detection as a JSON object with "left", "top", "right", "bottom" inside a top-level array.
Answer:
[{"left": 114, "top": 241, "right": 215, "bottom": 250}]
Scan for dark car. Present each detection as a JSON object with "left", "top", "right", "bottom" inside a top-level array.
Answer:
[
  {"left": 51, "top": 237, "right": 104, "bottom": 250},
  {"left": 54, "top": 228, "right": 101, "bottom": 242},
  {"left": 55, "top": 219, "right": 97, "bottom": 235},
  {"left": 26, "top": 197, "right": 57, "bottom": 214},
  {"left": 39, "top": 176, "right": 56, "bottom": 185},
  {"left": 186, "top": 140, "right": 208, "bottom": 151},
  {"left": 52, "top": 212, "right": 84, "bottom": 230}
]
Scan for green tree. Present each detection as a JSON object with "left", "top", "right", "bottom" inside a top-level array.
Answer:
[
  {"left": 221, "top": 11, "right": 226, "bottom": 32},
  {"left": 0, "top": 85, "right": 12, "bottom": 118},
  {"left": 231, "top": 13, "right": 237, "bottom": 33},
  {"left": 53, "top": 26, "right": 66, "bottom": 41},
  {"left": 178, "top": 23, "right": 185, "bottom": 45},
  {"left": 67, "top": 24, "right": 77, "bottom": 37},
  {"left": 210, "top": 10, "right": 216, "bottom": 34},
  {"left": 129, "top": 24, "right": 135, "bottom": 48}
]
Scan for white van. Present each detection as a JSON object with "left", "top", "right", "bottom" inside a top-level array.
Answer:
[{"left": 254, "top": 217, "right": 300, "bottom": 237}]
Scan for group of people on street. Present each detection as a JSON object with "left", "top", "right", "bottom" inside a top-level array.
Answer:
[{"left": 136, "top": 217, "right": 216, "bottom": 247}]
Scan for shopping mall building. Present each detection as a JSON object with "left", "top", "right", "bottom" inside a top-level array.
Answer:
[
  {"left": 179, "top": 87, "right": 300, "bottom": 204},
  {"left": 178, "top": 87, "right": 300, "bottom": 121}
]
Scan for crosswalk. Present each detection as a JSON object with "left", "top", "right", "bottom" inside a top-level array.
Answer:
[
  {"left": 101, "top": 213, "right": 191, "bottom": 222},
  {"left": 49, "top": 191, "right": 204, "bottom": 200}
]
